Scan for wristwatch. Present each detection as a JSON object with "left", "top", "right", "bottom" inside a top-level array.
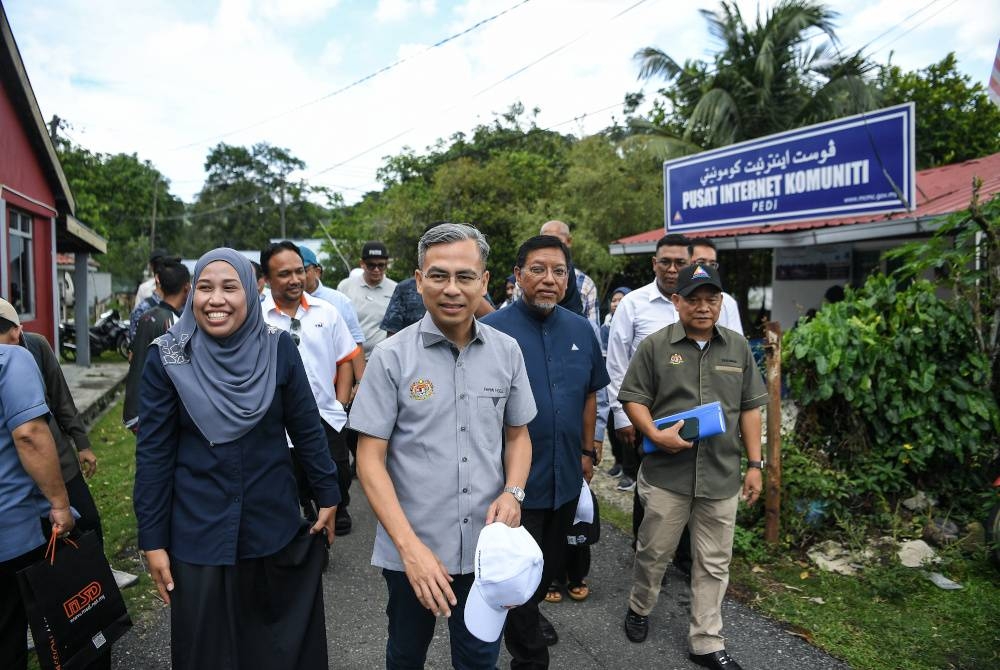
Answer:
[
  {"left": 747, "top": 459, "right": 766, "bottom": 469},
  {"left": 503, "top": 485, "right": 526, "bottom": 504}
]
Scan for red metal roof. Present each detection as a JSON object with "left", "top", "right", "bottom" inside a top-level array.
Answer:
[{"left": 616, "top": 152, "right": 1000, "bottom": 246}]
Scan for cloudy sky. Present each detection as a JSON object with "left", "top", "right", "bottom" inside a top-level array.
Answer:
[{"left": 6, "top": 0, "right": 998, "bottom": 203}]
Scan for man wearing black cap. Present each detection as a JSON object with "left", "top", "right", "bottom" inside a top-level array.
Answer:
[
  {"left": 337, "top": 241, "right": 397, "bottom": 360},
  {"left": 618, "top": 264, "right": 767, "bottom": 670}
]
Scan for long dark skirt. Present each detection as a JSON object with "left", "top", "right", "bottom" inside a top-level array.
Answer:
[{"left": 169, "top": 529, "right": 328, "bottom": 670}]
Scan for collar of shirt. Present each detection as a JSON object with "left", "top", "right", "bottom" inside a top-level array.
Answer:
[
  {"left": 417, "top": 312, "right": 487, "bottom": 348},
  {"left": 642, "top": 279, "right": 674, "bottom": 304},
  {"left": 668, "top": 321, "right": 729, "bottom": 346},
  {"left": 261, "top": 292, "right": 310, "bottom": 318}
]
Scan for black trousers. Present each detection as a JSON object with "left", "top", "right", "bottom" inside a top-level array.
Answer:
[
  {"left": 504, "top": 500, "right": 577, "bottom": 670},
  {"left": 0, "top": 544, "right": 45, "bottom": 670},
  {"left": 66, "top": 472, "right": 104, "bottom": 546},
  {"left": 170, "top": 529, "right": 328, "bottom": 670},
  {"left": 292, "top": 420, "right": 350, "bottom": 520},
  {"left": 607, "top": 409, "right": 625, "bottom": 467}
]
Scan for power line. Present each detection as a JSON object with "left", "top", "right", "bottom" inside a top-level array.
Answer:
[
  {"left": 170, "top": 0, "right": 534, "bottom": 151},
  {"left": 311, "top": 0, "right": 656, "bottom": 178}
]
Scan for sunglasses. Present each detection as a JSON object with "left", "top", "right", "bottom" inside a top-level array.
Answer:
[
  {"left": 290, "top": 317, "right": 301, "bottom": 346},
  {"left": 364, "top": 261, "right": 388, "bottom": 271}
]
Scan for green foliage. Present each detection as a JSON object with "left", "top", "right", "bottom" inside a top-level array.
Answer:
[
  {"left": 629, "top": 0, "right": 878, "bottom": 157},
  {"left": 190, "top": 142, "right": 326, "bottom": 252},
  {"left": 784, "top": 275, "right": 999, "bottom": 514},
  {"left": 338, "top": 105, "right": 661, "bottom": 302},
  {"left": 878, "top": 53, "right": 1000, "bottom": 169},
  {"left": 56, "top": 138, "right": 185, "bottom": 287}
]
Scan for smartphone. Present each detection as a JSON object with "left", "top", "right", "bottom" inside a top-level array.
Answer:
[{"left": 658, "top": 417, "right": 700, "bottom": 442}]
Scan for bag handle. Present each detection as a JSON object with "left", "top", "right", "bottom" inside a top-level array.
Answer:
[{"left": 44, "top": 531, "right": 79, "bottom": 565}]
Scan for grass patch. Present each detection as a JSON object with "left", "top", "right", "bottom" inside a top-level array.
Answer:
[
  {"left": 85, "top": 398, "right": 163, "bottom": 622},
  {"left": 595, "top": 491, "right": 1000, "bottom": 670},
  {"left": 29, "top": 398, "right": 161, "bottom": 670}
]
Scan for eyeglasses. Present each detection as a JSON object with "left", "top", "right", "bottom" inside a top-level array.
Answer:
[
  {"left": 654, "top": 258, "right": 689, "bottom": 269},
  {"left": 692, "top": 259, "right": 720, "bottom": 269},
  {"left": 422, "top": 271, "right": 482, "bottom": 287},
  {"left": 364, "top": 261, "right": 388, "bottom": 271},
  {"left": 522, "top": 265, "right": 569, "bottom": 279},
  {"left": 290, "top": 317, "right": 301, "bottom": 346}
]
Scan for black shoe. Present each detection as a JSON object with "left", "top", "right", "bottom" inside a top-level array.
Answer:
[
  {"left": 608, "top": 463, "right": 623, "bottom": 477},
  {"left": 624, "top": 608, "right": 648, "bottom": 643},
  {"left": 689, "top": 650, "right": 743, "bottom": 670},
  {"left": 334, "top": 508, "right": 352, "bottom": 536},
  {"left": 538, "top": 613, "right": 558, "bottom": 646}
]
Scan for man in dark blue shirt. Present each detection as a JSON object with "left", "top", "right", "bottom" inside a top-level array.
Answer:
[{"left": 482, "top": 235, "right": 609, "bottom": 669}]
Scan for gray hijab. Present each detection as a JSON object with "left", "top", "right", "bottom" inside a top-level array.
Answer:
[{"left": 155, "top": 248, "right": 279, "bottom": 444}]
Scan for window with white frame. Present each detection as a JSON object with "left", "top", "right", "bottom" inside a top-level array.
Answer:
[{"left": 8, "top": 208, "right": 34, "bottom": 318}]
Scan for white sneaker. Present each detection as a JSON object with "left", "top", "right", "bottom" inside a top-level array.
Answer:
[{"left": 112, "top": 568, "right": 139, "bottom": 589}]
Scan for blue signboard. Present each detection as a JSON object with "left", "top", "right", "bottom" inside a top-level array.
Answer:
[{"left": 664, "top": 103, "right": 915, "bottom": 233}]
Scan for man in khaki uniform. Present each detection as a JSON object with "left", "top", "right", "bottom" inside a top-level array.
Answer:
[{"left": 619, "top": 264, "right": 767, "bottom": 670}]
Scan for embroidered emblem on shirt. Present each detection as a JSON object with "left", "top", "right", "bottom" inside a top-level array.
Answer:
[
  {"left": 692, "top": 265, "right": 710, "bottom": 279},
  {"left": 670, "top": 353, "right": 684, "bottom": 365},
  {"left": 409, "top": 378, "right": 434, "bottom": 400},
  {"left": 571, "top": 343, "right": 580, "bottom": 351}
]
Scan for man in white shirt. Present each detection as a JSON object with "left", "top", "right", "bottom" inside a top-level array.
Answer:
[
  {"left": 262, "top": 241, "right": 363, "bottom": 536},
  {"left": 337, "top": 241, "right": 397, "bottom": 361}
]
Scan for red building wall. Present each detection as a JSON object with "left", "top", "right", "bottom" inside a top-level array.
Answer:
[{"left": 0, "top": 79, "right": 58, "bottom": 343}]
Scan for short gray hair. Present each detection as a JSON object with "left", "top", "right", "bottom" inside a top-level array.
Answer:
[{"left": 417, "top": 223, "right": 490, "bottom": 269}]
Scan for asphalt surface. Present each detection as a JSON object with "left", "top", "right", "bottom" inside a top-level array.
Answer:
[{"left": 109, "top": 476, "right": 851, "bottom": 670}]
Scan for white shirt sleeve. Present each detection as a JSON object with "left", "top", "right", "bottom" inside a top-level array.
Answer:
[
  {"left": 720, "top": 293, "right": 744, "bottom": 335},
  {"left": 605, "top": 296, "right": 637, "bottom": 430}
]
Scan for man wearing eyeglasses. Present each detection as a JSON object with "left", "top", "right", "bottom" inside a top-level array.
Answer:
[
  {"left": 481, "top": 235, "right": 609, "bottom": 668},
  {"left": 351, "top": 223, "right": 534, "bottom": 669},
  {"left": 262, "top": 241, "right": 362, "bottom": 536},
  {"left": 689, "top": 237, "right": 742, "bottom": 335},
  {"left": 337, "top": 241, "right": 398, "bottom": 360},
  {"left": 620, "top": 264, "right": 766, "bottom": 670}
]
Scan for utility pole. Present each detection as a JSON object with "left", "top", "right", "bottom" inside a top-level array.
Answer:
[
  {"left": 279, "top": 182, "right": 287, "bottom": 239},
  {"left": 48, "top": 114, "right": 61, "bottom": 142},
  {"left": 150, "top": 176, "right": 159, "bottom": 252}
]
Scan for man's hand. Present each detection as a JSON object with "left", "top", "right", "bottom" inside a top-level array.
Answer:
[
  {"left": 145, "top": 549, "right": 174, "bottom": 604},
  {"left": 312, "top": 506, "right": 337, "bottom": 544},
  {"left": 650, "top": 419, "right": 694, "bottom": 455},
  {"left": 49, "top": 505, "right": 75, "bottom": 537},
  {"left": 78, "top": 448, "right": 97, "bottom": 478},
  {"left": 401, "top": 540, "right": 456, "bottom": 617},
  {"left": 486, "top": 491, "right": 521, "bottom": 527},
  {"left": 741, "top": 468, "right": 763, "bottom": 506},
  {"left": 593, "top": 439, "right": 604, "bottom": 465},
  {"left": 615, "top": 424, "right": 636, "bottom": 448},
  {"left": 581, "top": 454, "right": 594, "bottom": 483}
]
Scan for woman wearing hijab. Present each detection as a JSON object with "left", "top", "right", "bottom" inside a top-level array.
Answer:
[{"left": 133, "top": 248, "right": 340, "bottom": 670}]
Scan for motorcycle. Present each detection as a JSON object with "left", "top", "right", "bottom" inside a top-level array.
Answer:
[{"left": 59, "top": 309, "right": 130, "bottom": 361}]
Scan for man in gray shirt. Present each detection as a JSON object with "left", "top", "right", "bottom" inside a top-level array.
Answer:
[
  {"left": 337, "top": 241, "right": 397, "bottom": 360},
  {"left": 351, "top": 223, "right": 535, "bottom": 669}
]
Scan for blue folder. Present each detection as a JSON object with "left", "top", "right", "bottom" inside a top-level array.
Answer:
[{"left": 642, "top": 401, "right": 727, "bottom": 454}]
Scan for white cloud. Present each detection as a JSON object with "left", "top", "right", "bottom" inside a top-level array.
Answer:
[
  {"left": 5, "top": 0, "right": 995, "bottom": 209},
  {"left": 375, "top": 0, "right": 437, "bottom": 23}
]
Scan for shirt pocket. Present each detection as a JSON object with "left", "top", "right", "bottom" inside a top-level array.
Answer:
[{"left": 477, "top": 395, "right": 508, "bottom": 439}]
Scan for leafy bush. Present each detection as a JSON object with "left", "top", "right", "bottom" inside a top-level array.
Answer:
[{"left": 784, "top": 275, "right": 999, "bottom": 518}]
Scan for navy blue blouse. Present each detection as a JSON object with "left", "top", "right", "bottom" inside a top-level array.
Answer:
[{"left": 134, "top": 332, "right": 340, "bottom": 565}]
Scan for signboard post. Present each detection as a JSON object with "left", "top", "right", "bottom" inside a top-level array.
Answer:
[{"left": 664, "top": 103, "right": 915, "bottom": 234}]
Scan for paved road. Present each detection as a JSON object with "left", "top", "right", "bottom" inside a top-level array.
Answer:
[{"left": 110, "top": 475, "right": 850, "bottom": 670}]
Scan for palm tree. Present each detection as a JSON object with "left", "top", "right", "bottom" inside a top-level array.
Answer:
[{"left": 630, "top": 0, "right": 877, "bottom": 157}]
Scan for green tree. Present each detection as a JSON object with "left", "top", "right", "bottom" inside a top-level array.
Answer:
[
  {"left": 56, "top": 138, "right": 185, "bottom": 287},
  {"left": 630, "top": 0, "right": 877, "bottom": 156},
  {"left": 190, "top": 142, "right": 326, "bottom": 252},
  {"left": 877, "top": 53, "right": 1000, "bottom": 169}
]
